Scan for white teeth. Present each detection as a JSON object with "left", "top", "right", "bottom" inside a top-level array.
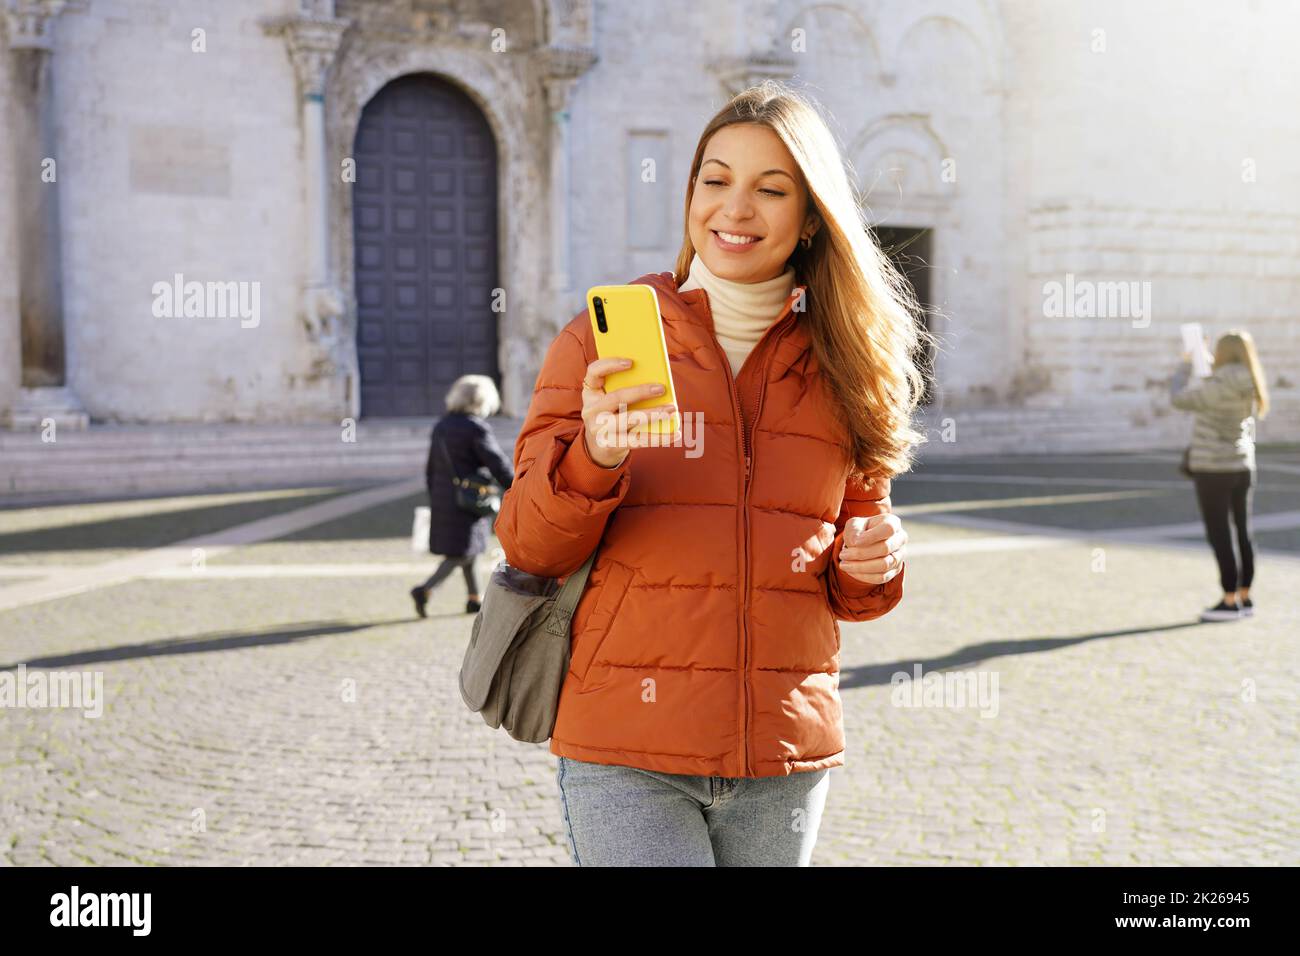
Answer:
[{"left": 716, "top": 231, "right": 757, "bottom": 244}]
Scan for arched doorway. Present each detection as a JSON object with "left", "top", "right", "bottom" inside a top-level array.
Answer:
[
  {"left": 351, "top": 74, "right": 500, "bottom": 418},
  {"left": 875, "top": 225, "right": 937, "bottom": 405}
]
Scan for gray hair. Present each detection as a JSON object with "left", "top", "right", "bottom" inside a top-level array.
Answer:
[{"left": 444, "top": 374, "right": 501, "bottom": 418}]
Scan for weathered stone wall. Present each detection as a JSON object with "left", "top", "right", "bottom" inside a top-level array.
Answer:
[
  {"left": 0, "top": 36, "right": 18, "bottom": 413},
  {"left": 0, "top": 0, "right": 1295, "bottom": 447},
  {"left": 1002, "top": 0, "right": 1300, "bottom": 442},
  {"left": 44, "top": 0, "right": 311, "bottom": 421}
]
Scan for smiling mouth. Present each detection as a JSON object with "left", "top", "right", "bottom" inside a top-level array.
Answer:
[{"left": 713, "top": 229, "right": 763, "bottom": 245}]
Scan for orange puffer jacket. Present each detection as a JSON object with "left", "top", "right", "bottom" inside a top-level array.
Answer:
[{"left": 495, "top": 270, "right": 905, "bottom": 778}]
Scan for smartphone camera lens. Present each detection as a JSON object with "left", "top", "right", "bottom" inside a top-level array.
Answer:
[{"left": 593, "top": 297, "right": 607, "bottom": 334}]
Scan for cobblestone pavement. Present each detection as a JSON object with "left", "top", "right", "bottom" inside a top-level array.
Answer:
[{"left": 1, "top": 450, "right": 1297, "bottom": 865}]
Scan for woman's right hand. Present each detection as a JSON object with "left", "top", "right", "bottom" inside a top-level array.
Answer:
[{"left": 579, "top": 357, "right": 677, "bottom": 468}]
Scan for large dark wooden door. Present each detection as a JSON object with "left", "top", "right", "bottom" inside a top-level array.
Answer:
[{"left": 352, "top": 74, "right": 500, "bottom": 417}]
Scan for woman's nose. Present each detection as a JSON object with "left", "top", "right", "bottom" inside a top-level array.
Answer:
[{"left": 723, "top": 195, "right": 755, "bottom": 221}]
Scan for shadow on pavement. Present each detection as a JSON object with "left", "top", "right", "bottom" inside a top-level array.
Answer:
[
  {"left": 0, "top": 617, "right": 422, "bottom": 670},
  {"left": 0, "top": 488, "right": 353, "bottom": 555},
  {"left": 839, "top": 620, "right": 1207, "bottom": 690}
]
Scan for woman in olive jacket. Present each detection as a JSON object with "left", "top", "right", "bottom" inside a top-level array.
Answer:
[{"left": 1169, "top": 329, "right": 1270, "bottom": 622}]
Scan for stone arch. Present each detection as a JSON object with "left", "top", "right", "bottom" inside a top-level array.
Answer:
[
  {"left": 774, "top": 2, "right": 884, "bottom": 83},
  {"left": 851, "top": 116, "right": 956, "bottom": 408},
  {"left": 347, "top": 73, "right": 500, "bottom": 417},
  {"left": 850, "top": 115, "right": 952, "bottom": 213},
  {"left": 893, "top": 13, "right": 1000, "bottom": 92},
  {"left": 326, "top": 46, "right": 536, "bottom": 418}
]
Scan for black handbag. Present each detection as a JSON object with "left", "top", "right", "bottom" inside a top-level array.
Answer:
[{"left": 437, "top": 436, "right": 501, "bottom": 518}]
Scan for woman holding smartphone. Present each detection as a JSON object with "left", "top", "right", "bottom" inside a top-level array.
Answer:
[
  {"left": 495, "top": 81, "right": 931, "bottom": 866},
  {"left": 1170, "top": 330, "right": 1270, "bottom": 622}
]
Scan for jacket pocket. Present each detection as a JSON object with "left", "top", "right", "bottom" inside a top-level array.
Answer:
[{"left": 568, "top": 559, "right": 636, "bottom": 683}]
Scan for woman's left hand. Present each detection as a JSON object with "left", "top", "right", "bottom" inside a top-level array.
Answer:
[{"left": 838, "top": 513, "right": 907, "bottom": 585}]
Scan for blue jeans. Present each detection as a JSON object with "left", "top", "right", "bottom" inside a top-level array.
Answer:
[{"left": 555, "top": 754, "right": 831, "bottom": 866}]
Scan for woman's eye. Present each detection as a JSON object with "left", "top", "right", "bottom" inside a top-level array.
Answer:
[{"left": 703, "top": 180, "right": 784, "bottom": 197}]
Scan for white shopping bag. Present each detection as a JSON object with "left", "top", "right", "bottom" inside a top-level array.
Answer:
[
  {"left": 1180, "top": 323, "right": 1212, "bottom": 378},
  {"left": 411, "top": 506, "right": 430, "bottom": 552}
]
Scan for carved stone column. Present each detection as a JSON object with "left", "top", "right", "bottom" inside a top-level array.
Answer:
[
  {"left": 538, "top": 45, "right": 596, "bottom": 295},
  {"left": 709, "top": 2, "right": 797, "bottom": 96},
  {"left": 4, "top": 0, "right": 87, "bottom": 429},
  {"left": 265, "top": 4, "right": 349, "bottom": 355},
  {"left": 709, "top": 52, "right": 797, "bottom": 96}
]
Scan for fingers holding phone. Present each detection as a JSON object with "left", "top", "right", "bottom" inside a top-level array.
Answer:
[
  {"left": 580, "top": 357, "right": 677, "bottom": 468},
  {"left": 585, "top": 283, "right": 681, "bottom": 452}
]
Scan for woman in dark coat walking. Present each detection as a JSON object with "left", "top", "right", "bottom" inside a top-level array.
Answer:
[{"left": 411, "top": 374, "right": 514, "bottom": 617}]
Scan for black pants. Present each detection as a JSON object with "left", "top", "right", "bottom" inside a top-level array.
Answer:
[
  {"left": 420, "top": 555, "right": 480, "bottom": 595},
  {"left": 1191, "top": 469, "right": 1255, "bottom": 593}
]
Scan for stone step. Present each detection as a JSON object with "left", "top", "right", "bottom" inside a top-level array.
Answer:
[
  {"left": 4, "top": 386, "right": 91, "bottom": 431},
  {"left": 3, "top": 468, "right": 418, "bottom": 494},
  {"left": 0, "top": 443, "right": 433, "bottom": 462},
  {"left": 0, "top": 418, "right": 523, "bottom": 500},
  {"left": 0, "top": 427, "right": 437, "bottom": 447},
  {"left": 0, "top": 410, "right": 1228, "bottom": 502},
  {"left": 4, "top": 454, "right": 426, "bottom": 473}
]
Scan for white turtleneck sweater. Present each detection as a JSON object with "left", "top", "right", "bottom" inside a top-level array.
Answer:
[{"left": 677, "top": 253, "right": 796, "bottom": 377}]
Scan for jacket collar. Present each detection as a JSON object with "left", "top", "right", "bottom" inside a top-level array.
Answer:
[{"left": 636, "top": 270, "right": 814, "bottom": 378}]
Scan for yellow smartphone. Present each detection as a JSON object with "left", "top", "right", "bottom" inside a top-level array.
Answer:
[{"left": 586, "top": 284, "right": 680, "bottom": 436}]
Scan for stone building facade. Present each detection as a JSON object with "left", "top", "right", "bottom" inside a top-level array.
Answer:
[{"left": 1, "top": 0, "right": 1296, "bottom": 447}]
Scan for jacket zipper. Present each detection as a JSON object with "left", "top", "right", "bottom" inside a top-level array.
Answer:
[
  {"left": 708, "top": 336, "right": 749, "bottom": 777},
  {"left": 740, "top": 371, "right": 769, "bottom": 776},
  {"left": 700, "top": 290, "right": 793, "bottom": 777}
]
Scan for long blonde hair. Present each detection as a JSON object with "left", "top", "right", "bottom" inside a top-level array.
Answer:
[
  {"left": 673, "top": 81, "right": 934, "bottom": 480},
  {"left": 1213, "top": 329, "right": 1270, "bottom": 420}
]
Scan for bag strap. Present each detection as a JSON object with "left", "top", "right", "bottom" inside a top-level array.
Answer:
[
  {"left": 436, "top": 434, "right": 462, "bottom": 482},
  {"left": 438, "top": 428, "right": 499, "bottom": 493},
  {"left": 544, "top": 545, "right": 601, "bottom": 636}
]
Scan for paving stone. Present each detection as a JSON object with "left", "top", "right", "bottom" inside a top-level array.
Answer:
[{"left": 2, "top": 461, "right": 1297, "bottom": 865}]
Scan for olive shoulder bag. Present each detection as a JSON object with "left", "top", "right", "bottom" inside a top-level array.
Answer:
[{"left": 458, "top": 546, "right": 599, "bottom": 743}]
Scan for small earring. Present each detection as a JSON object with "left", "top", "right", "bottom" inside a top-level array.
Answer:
[{"left": 800, "top": 234, "right": 812, "bottom": 249}]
